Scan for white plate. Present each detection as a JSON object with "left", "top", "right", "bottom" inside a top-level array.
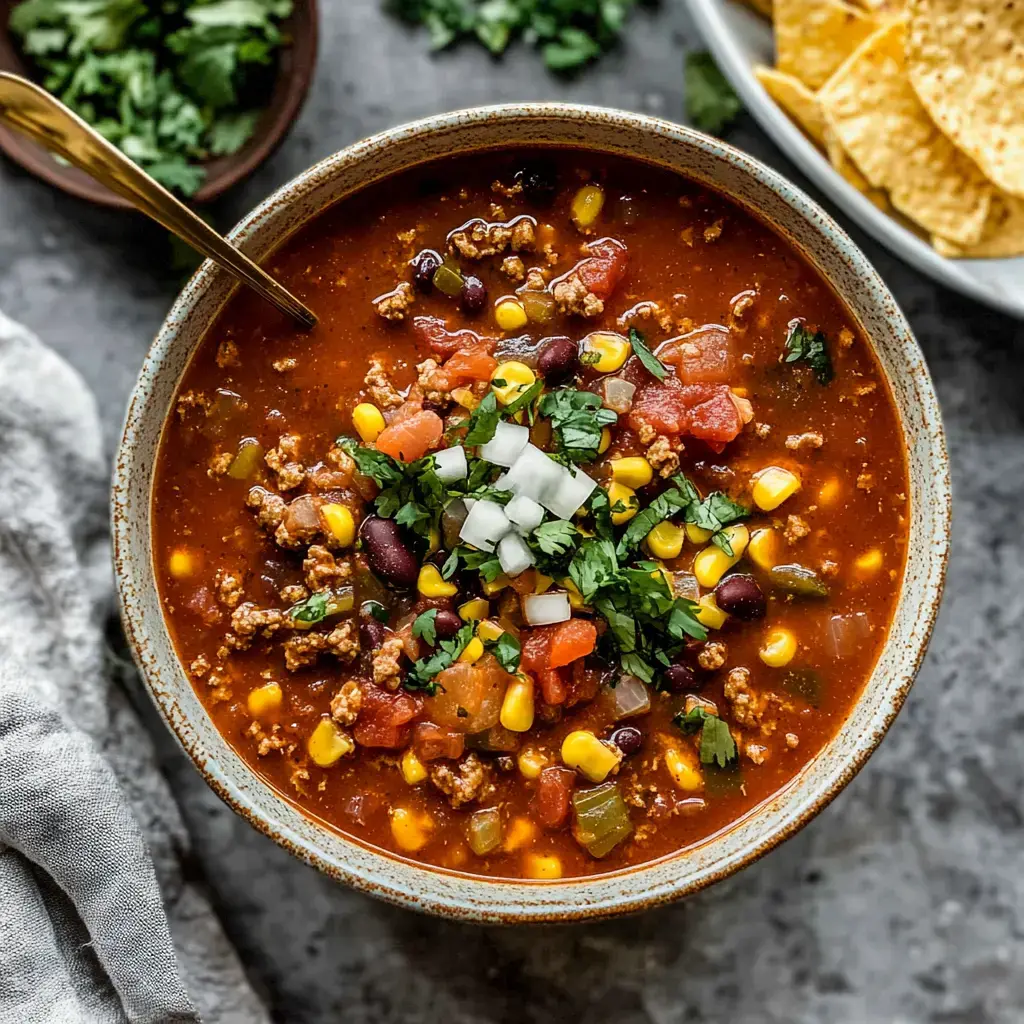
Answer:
[{"left": 685, "top": 0, "right": 1024, "bottom": 319}]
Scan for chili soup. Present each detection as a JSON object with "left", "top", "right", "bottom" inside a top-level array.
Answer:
[{"left": 153, "top": 149, "right": 909, "bottom": 880}]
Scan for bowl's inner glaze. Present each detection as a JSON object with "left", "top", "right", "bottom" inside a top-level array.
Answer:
[{"left": 114, "top": 107, "right": 949, "bottom": 920}]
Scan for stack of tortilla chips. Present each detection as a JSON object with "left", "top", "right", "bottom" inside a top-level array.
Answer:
[{"left": 750, "top": 0, "right": 1023, "bottom": 258}]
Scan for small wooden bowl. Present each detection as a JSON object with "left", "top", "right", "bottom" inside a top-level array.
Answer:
[{"left": 0, "top": 0, "right": 318, "bottom": 208}]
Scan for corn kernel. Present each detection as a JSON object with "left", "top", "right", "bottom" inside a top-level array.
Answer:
[
  {"left": 695, "top": 593, "right": 729, "bottom": 629},
  {"left": 352, "top": 402, "right": 386, "bottom": 442},
  {"left": 693, "top": 525, "right": 750, "bottom": 588},
  {"left": 685, "top": 522, "right": 713, "bottom": 545},
  {"left": 320, "top": 503, "right": 356, "bottom": 548},
  {"left": 482, "top": 573, "right": 510, "bottom": 596},
  {"left": 307, "top": 718, "right": 354, "bottom": 767},
  {"left": 664, "top": 746, "right": 704, "bottom": 792},
  {"left": 561, "top": 578, "right": 587, "bottom": 610},
  {"left": 400, "top": 748, "right": 428, "bottom": 785},
  {"left": 571, "top": 183, "right": 605, "bottom": 230},
  {"left": 476, "top": 619, "right": 504, "bottom": 643},
  {"left": 491, "top": 360, "right": 536, "bottom": 404},
  {"left": 607, "top": 481, "right": 639, "bottom": 525},
  {"left": 818, "top": 477, "right": 841, "bottom": 506},
  {"left": 534, "top": 571, "right": 554, "bottom": 593},
  {"left": 525, "top": 853, "right": 563, "bottom": 879},
  {"left": 451, "top": 387, "right": 479, "bottom": 410},
  {"left": 247, "top": 682, "right": 282, "bottom": 719},
  {"left": 494, "top": 299, "right": 530, "bottom": 333},
  {"left": 500, "top": 672, "right": 535, "bottom": 732},
  {"left": 458, "top": 636, "right": 485, "bottom": 664},
  {"left": 598, "top": 427, "right": 612, "bottom": 454},
  {"left": 611, "top": 456, "right": 653, "bottom": 489},
  {"left": 459, "top": 597, "right": 489, "bottom": 621},
  {"left": 417, "top": 563, "right": 458, "bottom": 598},
  {"left": 646, "top": 521, "right": 685, "bottom": 560},
  {"left": 517, "top": 748, "right": 548, "bottom": 779},
  {"left": 503, "top": 816, "right": 538, "bottom": 852},
  {"left": 752, "top": 466, "right": 801, "bottom": 511},
  {"left": 168, "top": 549, "right": 195, "bottom": 579},
  {"left": 390, "top": 806, "right": 433, "bottom": 852},
  {"left": 582, "top": 332, "right": 630, "bottom": 373},
  {"left": 561, "top": 730, "right": 623, "bottom": 783},
  {"left": 759, "top": 627, "right": 798, "bottom": 668},
  {"left": 854, "top": 548, "right": 884, "bottom": 574},
  {"left": 426, "top": 526, "right": 441, "bottom": 555},
  {"left": 747, "top": 527, "right": 780, "bottom": 571}
]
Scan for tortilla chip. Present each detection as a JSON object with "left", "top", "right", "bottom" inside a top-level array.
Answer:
[
  {"left": 906, "top": 0, "right": 1024, "bottom": 199},
  {"left": 774, "top": 0, "right": 880, "bottom": 89},
  {"left": 818, "top": 19, "right": 993, "bottom": 246},
  {"left": 822, "top": 127, "right": 890, "bottom": 210},
  {"left": 932, "top": 194, "right": 1024, "bottom": 259},
  {"left": 755, "top": 66, "right": 826, "bottom": 143}
]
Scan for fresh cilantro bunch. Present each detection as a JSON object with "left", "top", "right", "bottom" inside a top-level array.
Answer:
[
  {"left": 9, "top": 0, "right": 293, "bottom": 195},
  {"left": 685, "top": 50, "right": 742, "bottom": 136},
  {"left": 388, "top": 0, "right": 642, "bottom": 71}
]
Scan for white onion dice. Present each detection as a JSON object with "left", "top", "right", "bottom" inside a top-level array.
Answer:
[
  {"left": 433, "top": 445, "right": 468, "bottom": 482},
  {"left": 497, "top": 531, "right": 534, "bottom": 577},
  {"left": 505, "top": 494, "right": 545, "bottom": 534},
  {"left": 523, "top": 592, "right": 572, "bottom": 626},
  {"left": 459, "top": 499, "right": 511, "bottom": 553},
  {"left": 541, "top": 465, "right": 598, "bottom": 520},
  {"left": 503, "top": 444, "right": 564, "bottom": 503},
  {"left": 479, "top": 421, "right": 530, "bottom": 467}
]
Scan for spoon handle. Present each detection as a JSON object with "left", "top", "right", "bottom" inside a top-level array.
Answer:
[{"left": 0, "top": 72, "right": 317, "bottom": 330}]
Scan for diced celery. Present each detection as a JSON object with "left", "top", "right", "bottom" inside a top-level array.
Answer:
[
  {"left": 467, "top": 807, "right": 503, "bottom": 856},
  {"left": 571, "top": 782, "right": 633, "bottom": 858}
]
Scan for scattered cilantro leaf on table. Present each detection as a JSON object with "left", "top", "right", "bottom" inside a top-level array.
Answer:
[
  {"left": 685, "top": 51, "right": 742, "bottom": 135},
  {"left": 675, "top": 707, "right": 738, "bottom": 767},
  {"left": 784, "top": 322, "right": 834, "bottom": 385}
]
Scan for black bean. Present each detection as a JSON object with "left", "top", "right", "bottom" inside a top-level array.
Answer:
[
  {"left": 514, "top": 160, "right": 558, "bottom": 204},
  {"left": 715, "top": 573, "right": 767, "bottom": 620},
  {"left": 662, "top": 662, "right": 695, "bottom": 693},
  {"left": 609, "top": 725, "right": 643, "bottom": 756},
  {"left": 537, "top": 337, "right": 579, "bottom": 382},
  {"left": 433, "top": 609, "right": 463, "bottom": 640},
  {"left": 360, "top": 516, "right": 419, "bottom": 589},
  {"left": 360, "top": 618, "right": 389, "bottom": 650},
  {"left": 459, "top": 275, "right": 487, "bottom": 313},
  {"left": 411, "top": 249, "right": 442, "bottom": 293}
]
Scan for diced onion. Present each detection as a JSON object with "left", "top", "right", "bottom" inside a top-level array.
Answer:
[
  {"left": 498, "top": 531, "right": 534, "bottom": 577},
  {"left": 601, "top": 377, "right": 636, "bottom": 414},
  {"left": 503, "top": 444, "right": 565, "bottom": 503},
  {"left": 433, "top": 446, "right": 468, "bottom": 482},
  {"left": 668, "top": 571, "right": 700, "bottom": 601},
  {"left": 541, "top": 465, "right": 598, "bottom": 520},
  {"left": 505, "top": 494, "right": 545, "bottom": 534},
  {"left": 480, "top": 421, "right": 530, "bottom": 467},
  {"left": 828, "top": 612, "right": 870, "bottom": 659},
  {"left": 523, "top": 591, "right": 572, "bottom": 626},
  {"left": 612, "top": 675, "right": 651, "bottom": 719},
  {"left": 459, "top": 499, "right": 512, "bottom": 553}
]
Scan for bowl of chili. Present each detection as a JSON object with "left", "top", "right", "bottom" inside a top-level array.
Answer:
[{"left": 113, "top": 104, "right": 950, "bottom": 921}]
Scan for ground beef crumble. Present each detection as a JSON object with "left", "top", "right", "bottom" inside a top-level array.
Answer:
[
  {"left": 448, "top": 217, "right": 536, "bottom": 260},
  {"left": 429, "top": 752, "right": 493, "bottom": 808},
  {"left": 416, "top": 358, "right": 450, "bottom": 405},
  {"left": 372, "top": 635, "right": 405, "bottom": 689},
  {"left": 552, "top": 271, "right": 604, "bottom": 318},
  {"left": 215, "top": 571, "right": 244, "bottom": 609},
  {"left": 646, "top": 435, "right": 682, "bottom": 478},
  {"left": 697, "top": 641, "right": 728, "bottom": 671},
  {"left": 330, "top": 680, "right": 363, "bottom": 726},
  {"left": 303, "top": 545, "right": 352, "bottom": 592},
  {"left": 283, "top": 621, "right": 359, "bottom": 671},
  {"left": 265, "top": 434, "right": 305, "bottom": 491},
  {"left": 208, "top": 452, "right": 232, "bottom": 477},
  {"left": 785, "top": 431, "right": 824, "bottom": 451},
  {"left": 501, "top": 255, "right": 526, "bottom": 281},
  {"left": 783, "top": 514, "right": 811, "bottom": 544},
  {"left": 216, "top": 338, "right": 240, "bottom": 368},
  {"left": 364, "top": 357, "right": 404, "bottom": 408},
  {"left": 373, "top": 282, "right": 416, "bottom": 321}
]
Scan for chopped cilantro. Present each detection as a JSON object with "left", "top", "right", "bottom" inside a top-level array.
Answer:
[
  {"left": 539, "top": 389, "right": 617, "bottom": 464},
  {"left": 405, "top": 622, "right": 476, "bottom": 693},
  {"left": 485, "top": 631, "right": 521, "bottom": 673},
  {"left": 531, "top": 520, "right": 578, "bottom": 557},
  {"left": 615, "top": 480, "right": 693, "bottom": 557},
  {"left": 674, "top": 707, "right": 738, "bottom": 768},
  {"left": 461, "top": 391, "right": 502, "bottom": 445},
  {"left": 784, "top": 321, "right": 834, "bottom": 385},
  {"left": 503, "top": 378, "right": 544, "bottom": 418},
  {"left": 442, "top": 545, "right": 503, "bottom": 582},
  {"left": 288, "top": 591, "right": 328, "bottom": 625},
  {"left": 629, "top": 328, "right": 668, "bottom": 381},
  {"left": 338, "top": 437, "right": 404, "bottom": 488},
  {"left": 362, "top": 600, "right": 389, "bottom": 623},
  {"left": 685, "top": 51, "right": 742, "bottom": 136},
  {"left": 411, "top": 608, "right": 439, "bottom": 647}
]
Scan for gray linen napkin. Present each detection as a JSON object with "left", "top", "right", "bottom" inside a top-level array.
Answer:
[{"left": 0, "top": 311, "right": 269, "bottom": 1024}]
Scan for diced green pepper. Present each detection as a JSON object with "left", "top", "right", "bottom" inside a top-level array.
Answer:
[
  {"left": 571, "top": 782, "right": 633, "bottom": 858},
  {"left": 227, "top": 439, "right": 263, "bottom": 480},
  {"left": 769, "top": 564, "right": 829, "bottom": 598},
  {"left": 433, "top": 260, "right": 464, "bottom": 297},
  {"left": 467, "top": 807, "right": 503, "bottom": 856}
]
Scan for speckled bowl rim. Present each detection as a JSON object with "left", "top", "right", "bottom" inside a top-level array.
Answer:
[{"left": 113, "top": 104, "right": 950, "bottom": 923}]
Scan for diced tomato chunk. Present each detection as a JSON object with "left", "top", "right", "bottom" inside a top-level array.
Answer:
[
  {"left": 413, "top": 316, "right": 497, "bottom": 359},
  {"left": 535, "top": 766, "right": 575, "bottom": 829},
  {"left": 566, "top": 660, "right": 600, "bottom": 708},
  {"left": 521, "top": 629, "right": 552, "bottom": 674},
  {"left": 630, "top": 379, "right": 745, "bottom": 448},
  {"left": 375, "top": 410, "right": 443, "bottom": 462},
  {"left": 412, "top": 722, "right": 466, "bottom": 761},
  {"left": 548, "top": 620, "right": 597, "bottom": 669},
  {"left": 576, "top": 237, "right": 628, "bottom": 300},
  {"left": 441, "top": 344, "right": 498, "bottom": 386},
  {"left": 685, "top": 386, "right": 743, "bottom": 445},
  {"left": 665, "top": 325, "right": 735, "bottom": 384},
  {"left": 629, "top": 379, "right": 691, "bottom": 435},
  {"left": 538, "top": 668, "right": 567, "bottom": 705},
  {"left": 353, "top": 684, "right": 422, "bottom": 749}
]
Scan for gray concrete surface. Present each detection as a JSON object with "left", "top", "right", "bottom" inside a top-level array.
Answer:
[{"left": 2, "top": 2, "right": 1022, "bottom": 1022}]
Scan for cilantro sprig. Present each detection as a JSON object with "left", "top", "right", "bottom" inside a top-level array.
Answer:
[
  {"left": 784, "top": 322, "right": 834, "bottom": 385},
  {"left": 405, "top": 622, "right": 476, "bottom": 694},
  {"left": 539, "top": 389, "right": 617, "bottom": 464},
  {"left": 674, "top": 707, "right": 738, "bottom": 767},
  {"left": 685, "top": 51, "right": 742, "bottom": 136}
]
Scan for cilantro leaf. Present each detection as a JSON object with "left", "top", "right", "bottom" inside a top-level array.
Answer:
[
  {"left": 531, "top": 520, "right": 578, "bottom": 557},
  {"left": 569, "top": 537, "right": 619, "bottom": 602},
  {"left": 461, "top": 391, "right": 502, "bottom": 445},
  {"left": 685, "top": 51, "right": 742, "bottom": 136},
  {"left": 288, "top": 591, "right": 328, "bottom": 625},
  {"left": 338, "top": 436, "right": 405, "bottom": 488},
  {"left": 502, "top": 378, "right": 543, "bottom": 417},
  {"left": 629, "top": 328, "right": 668, "bottom": 381},
  {"left": 616, "top": 482, "right": 691, "bottom": 558},
  {"left": 484, "top": 631, "right": 521, "bottom": 673},
  {"left": 443, "top": 545, "right": 503, "bottom": 582},
  {"left": 674, "top": 707, "right": 738, "bottom": 767},
  {"left": 405, "top": 622, "right": 476, "bottom": 693},
  {"left": 784, "top": 321, "right": 834, "bottom": 385},
  {"left": 540, "top": 389, "right": 617, "bottom": 464},
  {"left": 411, "top": 608, "right": 439, "bottom": 647}
]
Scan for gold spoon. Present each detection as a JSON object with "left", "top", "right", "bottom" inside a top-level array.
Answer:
[{"left": 0, "top": 72, "right": 317, "bottom": 329}]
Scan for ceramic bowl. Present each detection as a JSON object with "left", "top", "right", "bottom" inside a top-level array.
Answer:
[
  {"left": 0, "top": 0, "right": 318, "bottom": 209},
  {"left": 112, "top": 105, "right": 951, "bottom": 922}
]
